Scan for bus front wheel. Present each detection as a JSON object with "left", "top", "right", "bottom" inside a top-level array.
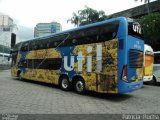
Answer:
[
  {"left": 74, "top": 78, "right": 85, "bottom": 94},
  {"left": 59, "top": 76, "right": 71, "bottom": 91}
]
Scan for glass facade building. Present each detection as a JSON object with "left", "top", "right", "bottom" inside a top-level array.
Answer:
[
  {"left": 34, "top": 22, "right": 62, "bottom": 38},
  {"left": 0, "top": 15, "right": 18, "bottom": 64}
]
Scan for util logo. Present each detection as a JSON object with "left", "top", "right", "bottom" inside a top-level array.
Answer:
[
  {"left": 133, "top": 23, "right": 142, "bottom": 34},
  {"left": 64, "top": 44, "right": 102, "bottom": 72}
]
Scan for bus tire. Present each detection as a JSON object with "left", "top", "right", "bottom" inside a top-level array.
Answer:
[
  {"left": 59, "top": 76, "right": 71, "bottom": 91},
  {"left": 74, "top": 77, "right": 85, "bottom": 94},
  {"left": 152, "top": 76, "right": 157, "bottom": 86}
]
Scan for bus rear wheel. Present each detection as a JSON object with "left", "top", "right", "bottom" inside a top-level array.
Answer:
[
  {"left": 74, "top": 78, "right": 85, "bottom": 94},
  {"left": 59, "top": 76, "right": 71, "bottom": 91}
]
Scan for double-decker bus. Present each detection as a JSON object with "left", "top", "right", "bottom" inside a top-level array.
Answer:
[
  {"left": 10, "top": 17, "right": 144, "bottom": 94},
  {"left": 153, "top": 51, "right": 160, "bottom": 85},
  {"left": 143, "top": 44, "right": 154, "bottom": 82}
]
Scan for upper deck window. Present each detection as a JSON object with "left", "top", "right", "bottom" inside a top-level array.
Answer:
[{"left": 66, "top": 21, "right": 119, "bottom": 45}]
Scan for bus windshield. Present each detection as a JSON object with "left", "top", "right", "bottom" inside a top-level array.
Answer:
[{"left": 128, "top": 22, "right": 144, "bottom": 40}]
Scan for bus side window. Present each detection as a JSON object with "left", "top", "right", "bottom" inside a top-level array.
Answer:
[
  {"left": 112, "top": 32, "right": 117, "bottom": 38},
  {"left": 30, "top": 41, "right": 35, "bottom": 50},
  {"left": 72, "top": 39, "right": 76, "bottom": 44},
  {"left": 36, "top": 41, "right": 42, "bottom": 50},
  {"left": 54, "top": 41, "right": 58, "bottom": 47},
  {"left": 40, "top": 43, "right": 43, "bottom": 49},
  {"left": 53, "top": 58, "right": 62, "bottom": 70},
  {"left": 28, "top": 42, "right": 33, "bottom": 51},
  {"left": 46, "top": 43, "right": 50, "bottom": 48},
  {"left": 62, "top": 38, "right": 71, "bottom": 46},
  {"left": 98, "top": 32, "right": 114, "bottom": 42},
  {"left": 49, "top": 41, "right": 54, "bottom": 48},
  {"left": 34, "top": 42, "right": 38, "bottom": 50},
  {"left": 37, "top": 58, "right": 62, "bottom": 70}
]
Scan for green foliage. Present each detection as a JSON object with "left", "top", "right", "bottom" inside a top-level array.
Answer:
[
  {"left": 138, "top": 12, "right": 160, "bottom": 51},
  {"left": 67, "top": 6, "right": 107, "bottom": 27}
]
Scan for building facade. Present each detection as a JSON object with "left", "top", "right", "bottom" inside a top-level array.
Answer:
[
  {"left": 0, "top": 15, "right": 18, "bottom": 64},
  {"left": 0, "top": 15, "right": 13, "bottom": 26},
  {"left": 34, "top": 21, "right": 62, "bottom": 38}
]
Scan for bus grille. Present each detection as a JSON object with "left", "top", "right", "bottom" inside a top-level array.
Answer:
[{"left": 129, "top": 49, "right": 143, "bottom": 68}]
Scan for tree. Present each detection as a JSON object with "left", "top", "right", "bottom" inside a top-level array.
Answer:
[
  {"left": 68, "top": 13, "right": 80, "bottom": 27},
  {"left": 138, "top": 12, "right": 160, "bottom": 51},
  {"left": 67, "top": 6, "right": 107, "bottom": 27}
]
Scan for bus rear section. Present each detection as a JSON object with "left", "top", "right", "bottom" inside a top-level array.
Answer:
[
  {"left": 118, "top": 21, "right": 144, "bottom": 93},
  {"left": 144, "top": 44, "right": 154, "bottom": 82}
]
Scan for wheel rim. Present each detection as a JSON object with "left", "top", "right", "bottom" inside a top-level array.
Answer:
[
  {"left": 62, "top": 79, "right": 69, "bottom": 89},
  {"left": 76, "top": 81, "right": 84, "bottom": 92}
]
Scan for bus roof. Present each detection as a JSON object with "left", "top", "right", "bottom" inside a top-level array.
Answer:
[{"left": 24, "top": 17, "right": 128, "bottom": 43}]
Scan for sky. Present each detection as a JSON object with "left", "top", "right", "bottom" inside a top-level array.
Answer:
[{"left": 0, "top": 0, "right": 144, "bottom": 41}]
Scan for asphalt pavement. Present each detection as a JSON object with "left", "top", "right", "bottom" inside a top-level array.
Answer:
[{"left": 0, "top": 70, "right": 160, "bottom": 119}]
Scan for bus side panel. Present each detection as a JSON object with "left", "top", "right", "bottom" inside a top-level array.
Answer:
[
  {"left": 98, "top": 39, "right": 118, "bottom": 93},
  {"left": 19, "top": 48, "right": 61, "bottom": 85},
  {"left": 21, "top": 69, "right": 60, "bottom": 84},
  {"left": 56, "top": 46, "right": 77, "bottom": 79},
  {"left": 68, "top": 39, "right": 118, "bottom": 93}
]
